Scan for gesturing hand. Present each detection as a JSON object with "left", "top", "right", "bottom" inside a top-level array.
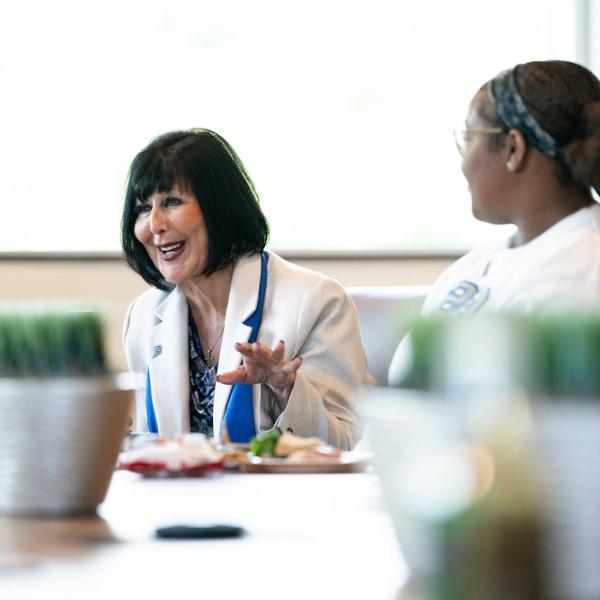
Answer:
[{"left": 216, "top": 340, "right": 302, "bottom": 410}]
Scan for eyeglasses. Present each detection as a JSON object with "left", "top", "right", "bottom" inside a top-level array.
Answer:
[{"left": 453, "top": 127, "right": 504, "bottom": 156}]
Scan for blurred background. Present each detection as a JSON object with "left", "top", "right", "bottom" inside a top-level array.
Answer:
[
  {"left": 0, "top": 0, "right": 598, "bottom": 369},
  {"left": 1, "top": 4, "right": 600, "bottom": 595}
]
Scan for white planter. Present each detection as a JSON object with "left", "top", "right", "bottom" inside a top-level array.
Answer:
[
  {"left": 530, "top": 401, "right": 600, "bottom": 600},
  {"left": 361, "top": 387, "right": 600, "bottom": 600},
  {"left": 0, "top": 374, "right": 136, "bottom": 516}
]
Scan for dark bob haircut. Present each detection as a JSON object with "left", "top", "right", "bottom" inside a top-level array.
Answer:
[{"left": 121, "top": 129, "right": 269, "bottom": 290}]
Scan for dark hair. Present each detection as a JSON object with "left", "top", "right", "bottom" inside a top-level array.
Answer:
[
  {"left": 483, "top": 61, "right": 600, "bottom": 189},
  {"left": 121, "top": 129, "right": 269, "bottom": 290}
]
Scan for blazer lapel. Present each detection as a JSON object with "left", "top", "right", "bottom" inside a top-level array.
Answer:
[
  {"left": 213, "top": 253, "right": 263, "bottom": 439},
  {"left": 149, "top": 286, "right": 189, "bottom": 434}
]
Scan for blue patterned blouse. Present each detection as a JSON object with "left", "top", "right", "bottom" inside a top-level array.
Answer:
[{"left": 188, "top": 312, "right": 217, "bottom": 435}]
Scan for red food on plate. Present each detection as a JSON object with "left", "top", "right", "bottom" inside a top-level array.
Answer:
[{"left": 119, "top": 434, "right": 224, "bottom": 475}]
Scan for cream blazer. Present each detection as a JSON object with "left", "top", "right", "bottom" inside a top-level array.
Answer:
[{"left": 122, "top": 251, "right": 368, "bottom": 449}]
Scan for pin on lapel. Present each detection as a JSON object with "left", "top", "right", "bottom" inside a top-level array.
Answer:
[{"left": 152, "top": 344, "right": 162, "bottom": 358}]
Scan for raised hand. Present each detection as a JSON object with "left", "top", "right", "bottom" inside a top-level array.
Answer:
[{"left": 216, "top": 340, "right": 302, "bottom": 410}]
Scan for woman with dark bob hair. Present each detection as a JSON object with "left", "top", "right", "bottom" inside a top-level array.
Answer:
[
  {"left": 122, "top": 129, "right": 368, "bottom": 448},
  {"left": 390, "top": 60, "right": 600, "bottom": 384}
]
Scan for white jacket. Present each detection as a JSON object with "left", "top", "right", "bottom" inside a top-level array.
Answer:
[{"left": 122, "top": 251, "right": 368, "bottom": 449}]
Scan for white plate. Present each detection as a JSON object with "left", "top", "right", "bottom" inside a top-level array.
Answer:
[{"left": 239, "top": 451, "right": 372, "bottom": 474}]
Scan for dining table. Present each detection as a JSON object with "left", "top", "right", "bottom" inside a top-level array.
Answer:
[{"left": 0, "top": 466, "right": 409, "bottom": 599}]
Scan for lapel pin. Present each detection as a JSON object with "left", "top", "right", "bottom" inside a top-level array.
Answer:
[{"left": 152, "top": 344, "right": 162, "bottom": 358}]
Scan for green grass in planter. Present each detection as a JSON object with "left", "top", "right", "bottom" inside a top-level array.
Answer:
[
  {"left": 399, "top": 314, "right": 538, "bottom": 393},
  {"left": 399, "top": 315, "right": 445, "bottom": 391},
  {"left": 538, "top": 315, "right": 600, "bottom": 399},
  {"left": 397, "top": 313, "right": 600, "bottom": 400},
  {"left": 0, "top": 309, "right": 107, "bottom": 377}
]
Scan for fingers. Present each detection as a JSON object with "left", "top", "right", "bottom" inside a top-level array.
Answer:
[
  {"left": 216, "top": 365, "right": 247, "bottom": 385},
  {"left": 235, "top": 340, "right": 286, "bottom": 363},
  {"left": 234, "top": 341, "right": 269, "bottom": 359},
  {"left": 281, "top": 356, "right": 303, "bottom": 374},
  {"left": 271, "top": 340, "right": 285, "bottom": 362},
  {"left": 220, "top": 340, "right": 302, "bottom": 391}
]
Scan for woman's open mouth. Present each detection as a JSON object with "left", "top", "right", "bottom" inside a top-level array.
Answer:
[{"left": 158, "top": 241, "right": 185, "bottom": 261}]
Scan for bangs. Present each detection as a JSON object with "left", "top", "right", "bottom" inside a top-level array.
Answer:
[{"left": 130, "top": 156, "right": 183, "bottom": 202}]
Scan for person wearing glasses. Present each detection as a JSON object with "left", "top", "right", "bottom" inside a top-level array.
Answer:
[
  {"left": 389, "top": 60, "right": 600, "bottom": 384},
  {"left": 121, "top": 129, "right": 368, "bottom": 447}
]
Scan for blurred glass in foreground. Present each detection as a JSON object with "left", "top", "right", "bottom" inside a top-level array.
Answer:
[{"left": 363, "top": 313, "right": 600, "bottom": 599}]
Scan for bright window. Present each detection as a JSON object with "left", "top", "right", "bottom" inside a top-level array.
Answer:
[{"left": 0, "top": 0, "right": 589, "bottom": 254}]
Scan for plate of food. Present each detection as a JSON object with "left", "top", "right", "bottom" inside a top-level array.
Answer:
[
  {"left": 238, "top": 430, "right": 371, "bottom": 474},
  {"left": 118, "top": 433, "right": 224, "bottom": 477}
]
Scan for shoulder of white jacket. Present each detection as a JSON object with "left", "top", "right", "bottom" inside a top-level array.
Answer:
[
  {"left": 266, "top": 250, "right": 344, "bottom": 291},
  {"left": 128, "top": 286, "right": 173, "bottom": 322},
  {"left": 135, "top": 286, "right": 171, "bottom": 306}
]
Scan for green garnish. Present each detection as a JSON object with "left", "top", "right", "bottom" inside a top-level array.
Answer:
[{"left": 249, "top": 429, "right": 281, "bottom": 457}]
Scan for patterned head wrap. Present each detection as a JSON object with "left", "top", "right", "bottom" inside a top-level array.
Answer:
[{"left": 488, "top": 68, "right": 560, "bottom": 159}]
